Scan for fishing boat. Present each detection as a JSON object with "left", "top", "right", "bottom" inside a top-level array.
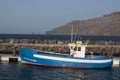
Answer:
[{"left": 19, "top": 40, "right": 113, "bottom": 68}]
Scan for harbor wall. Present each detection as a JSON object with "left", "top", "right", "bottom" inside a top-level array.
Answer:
[{"left": 0, "top": 39, "right": 120, "bottom": 56}]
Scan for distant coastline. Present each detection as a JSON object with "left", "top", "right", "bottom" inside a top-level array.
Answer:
[{"left": 0, "top": 34, "right": 120, "bottom": 41}]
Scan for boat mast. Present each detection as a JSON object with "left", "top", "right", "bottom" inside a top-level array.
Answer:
[{"left": 71, "top": 25, "right": 73, "bottom": 43}]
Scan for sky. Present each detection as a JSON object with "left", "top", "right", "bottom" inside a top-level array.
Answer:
[{"left": 0, "top": 0, "right": 120, "bottom": 34}]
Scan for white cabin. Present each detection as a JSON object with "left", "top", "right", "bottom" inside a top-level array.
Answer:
[{"left": 68, "top": 41, "right": 87, "bottom": 58}]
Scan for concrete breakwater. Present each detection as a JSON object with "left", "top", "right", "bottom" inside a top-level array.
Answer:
[{"left": 0, "top": 39, "right": 120, "bottom": 56}]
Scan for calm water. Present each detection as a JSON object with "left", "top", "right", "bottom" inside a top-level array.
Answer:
[{"left": 0, "top": 62, "right": 120, "bottom": 80}]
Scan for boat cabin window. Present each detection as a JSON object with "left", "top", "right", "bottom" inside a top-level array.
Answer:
[
  {"left": 74, "top": 46, "right": 77, "bottom": 51},
  {"left": 71, "top": 46, "right": 74, "bottom": 50},
  {"left": 78, "top": 47, "right": 81, "bottom": 51}
]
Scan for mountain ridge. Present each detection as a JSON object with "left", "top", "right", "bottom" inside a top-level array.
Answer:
[{"left": 46, "top": 11, "right": 120, "bottom": 36}]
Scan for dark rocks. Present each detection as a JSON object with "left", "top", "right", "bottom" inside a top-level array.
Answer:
[{"left": 0, "top": 39, "right": 120, "bottom": 56}]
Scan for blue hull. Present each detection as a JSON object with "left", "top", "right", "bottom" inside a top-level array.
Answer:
[{"left": 20, "top": 48, "right": 113, "bottom": 68}]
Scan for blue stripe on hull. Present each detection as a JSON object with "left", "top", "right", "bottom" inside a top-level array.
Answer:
[{"left": 38, "top": 58, "right": 113, "bottom": 68}]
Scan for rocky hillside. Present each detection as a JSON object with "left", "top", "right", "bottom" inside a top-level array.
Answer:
[{"left": 46, "top": 12, "right": 120, "bottom": 36}]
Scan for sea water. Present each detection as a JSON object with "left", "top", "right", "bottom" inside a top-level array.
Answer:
[
  {"left": 0, "top": 62, "right": 120, "bottom": 80},
  {"left": 0, "top": 34, "right": 120, "bottom": 41}
]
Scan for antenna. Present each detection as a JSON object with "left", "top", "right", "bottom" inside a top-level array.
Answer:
[
  {"left": 76, "top": 24, "right": 79, "bottom": 41},
  {"left": 71, "top": 25, "right": 73, "bottom": 43}
]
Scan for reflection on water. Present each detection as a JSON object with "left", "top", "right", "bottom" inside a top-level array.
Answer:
[{"left": 0, "top": 61, "right": 120, "bottom": 80}]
